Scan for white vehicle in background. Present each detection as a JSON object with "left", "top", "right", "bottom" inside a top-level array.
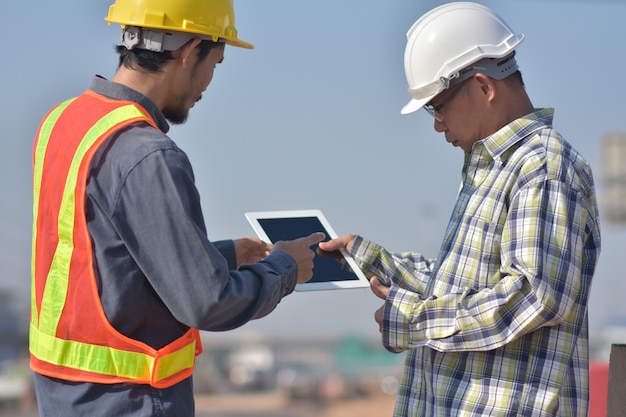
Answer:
[
  {"left": 0, "top": 359, "right": 30, "bottom": 408},
  {"left": 227, "top": 343, "right": 275, "bottom": 392}
]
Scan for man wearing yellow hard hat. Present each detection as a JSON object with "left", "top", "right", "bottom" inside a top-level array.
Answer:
[{"left": 29, "top": 1, "right": 324, "bottom": 415}]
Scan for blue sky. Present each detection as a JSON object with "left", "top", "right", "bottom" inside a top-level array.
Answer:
[{"left": 1, "top": 0, "right": 625, "bottom": 341}]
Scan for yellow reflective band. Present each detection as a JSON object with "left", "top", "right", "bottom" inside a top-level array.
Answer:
[
  {"left": 30, "top": 323, "right": 152, "bottom": 380},
  {"left": 31, "top": 98, "right": 77, "bottom": 328},
  {"left": 154, "top": 340, "right": 197, "bottom": 382},
  {"left": 30, "top": 324, "right": 196, "bottom": 383}
]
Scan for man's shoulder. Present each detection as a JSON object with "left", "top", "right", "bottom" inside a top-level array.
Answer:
[
  {"left": 90, "top": 124, "right": 187, "bottom": 188},
  {"left": 104, "top": 121, "right": 184, "bottom": 165},
  {"left": 514, "top": 128, "right": 594, "bottom": 190}
]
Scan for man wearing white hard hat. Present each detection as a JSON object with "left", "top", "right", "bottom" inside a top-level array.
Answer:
[
  {"left": 29, "top": 1, "right": 324, "bottom": 416},
  {"left": 321, "top": 2, "right": 601, "bottom": 416}
]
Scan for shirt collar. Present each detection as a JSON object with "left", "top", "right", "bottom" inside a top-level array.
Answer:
[
  {"left": 472, "top": 108, "right": 555, "bottom": 163},
  {"left": 89, "top": 75, "right": 170, "bottom": 133}
]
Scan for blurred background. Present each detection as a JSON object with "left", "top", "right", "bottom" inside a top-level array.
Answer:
[{"left": 1, "top": 0, "right": 625, "bottom": 415}]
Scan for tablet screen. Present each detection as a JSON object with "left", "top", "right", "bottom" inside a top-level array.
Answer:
[
  {"left": 256, "top": 216, "right": 358, "bottom": 284},
  {"left": 245, "top": 210, "right": 370, "bottom": 291}
]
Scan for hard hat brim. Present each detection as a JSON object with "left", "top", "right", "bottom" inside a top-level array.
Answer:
[
  {"left": 401, "top": 97, "right": 428, "bottom": 115},
  {"left": 223, "top": 38, "right": 254, "bottom": 49}
]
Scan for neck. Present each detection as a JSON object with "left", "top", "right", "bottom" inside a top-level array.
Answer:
[
  {"left": 112, "top": 66, "right": 171, "bottom": 110},
  {"left": 489, "top": 83, "right": 535, "bottom": 133}
]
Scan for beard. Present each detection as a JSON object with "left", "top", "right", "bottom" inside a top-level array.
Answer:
[
  {"left": 163, "top": 108, "right": 189, "bottom": 125},
  {"left": 162, "top": 93, "right": 202, "bottom": 125},
  {"left": 162, "top": 103, "right": 190, "bottom": 125}
]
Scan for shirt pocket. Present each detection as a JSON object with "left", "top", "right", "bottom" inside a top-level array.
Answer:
[{"left": 460, "top": 214, "right": 503, "bottom": 288}]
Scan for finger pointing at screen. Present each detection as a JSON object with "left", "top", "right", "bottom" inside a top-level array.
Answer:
[{"left": 272, "top": 232, "right": 325, "bottom": 284}]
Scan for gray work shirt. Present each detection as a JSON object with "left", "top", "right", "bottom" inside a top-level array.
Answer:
[{"left": 34, "top": 75, "right": 298, "bottom": 417}]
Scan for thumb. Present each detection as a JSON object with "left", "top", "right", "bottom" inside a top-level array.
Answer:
[
  {"left": 303, "top": 232, "right": 326, "bottom": 247},
  {"left": 370, "top": 276, "right": 390, "bottom": 300}
]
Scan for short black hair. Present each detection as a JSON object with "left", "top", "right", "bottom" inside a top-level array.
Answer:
[
  {"left": 506, "top": 70, "right": 525, "bottom": 88},
  {"left": 115, "top": 39, "right": 221, "bottom": 72}
]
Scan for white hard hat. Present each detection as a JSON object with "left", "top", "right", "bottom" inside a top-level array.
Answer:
[{"left": 401, "top": 2, "right": 524, "bottom": 115}]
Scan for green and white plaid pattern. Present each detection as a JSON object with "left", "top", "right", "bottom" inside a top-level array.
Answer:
[{"left": 351, "top": 109, "right": 601, "bottom": 416}]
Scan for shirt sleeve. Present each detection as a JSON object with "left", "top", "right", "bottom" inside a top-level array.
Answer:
[
  {"left": 112, "top": 145, "right": 298, "bottom": 331},
  {"left": 350, "top": 235, "right": 434, "bottom": 294},
  {"left": 379, "top": 179, "right": 593, "bottom": 353},
  {"left": 212, "top": 240, "right": 237, "bottom": 270}
]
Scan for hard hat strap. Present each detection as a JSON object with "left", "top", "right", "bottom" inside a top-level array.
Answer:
[
  {"left": 452, "top": 52, "right": 519, "bottom": 86},
  {"left": 121, "top": 27, "right": 217, "bottom": 52}
]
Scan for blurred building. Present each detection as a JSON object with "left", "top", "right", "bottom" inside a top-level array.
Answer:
[
  {"left": 0, "top": 291, "right": 27, "bottom": 361},
  {"left": 0, "top": 291, "right": 31, "bottom": 409},
  {"left": 601, "top": 134, "right": 626, "bottom": 224}
]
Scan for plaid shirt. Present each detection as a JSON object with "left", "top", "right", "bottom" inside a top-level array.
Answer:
[{"left": 351, "top": 109, "right": 601, "bottom": 416}]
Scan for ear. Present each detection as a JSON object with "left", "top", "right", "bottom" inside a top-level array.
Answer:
[
  {"left": 474, "top": 73, "right": 497, "bottom": 102},
  {"left": 177, "top": 38, "right": 203, "bottom": 69}
]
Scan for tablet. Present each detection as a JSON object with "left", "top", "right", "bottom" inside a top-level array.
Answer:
[{"left": 245, "top": 210, "right": 370, "bottom": 291}]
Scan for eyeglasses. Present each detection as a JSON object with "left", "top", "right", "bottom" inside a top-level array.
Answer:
[{"left": 423, "top": 77, "right": 472, "bottom": 122}]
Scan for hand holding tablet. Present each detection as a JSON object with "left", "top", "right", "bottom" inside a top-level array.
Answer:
[{"left": 245, "top": 210, "right": 370, "bottom": 291}]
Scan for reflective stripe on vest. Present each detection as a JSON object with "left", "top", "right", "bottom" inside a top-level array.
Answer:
[{"left": 30, "top": 91, "right": 201, "bottom": 388}]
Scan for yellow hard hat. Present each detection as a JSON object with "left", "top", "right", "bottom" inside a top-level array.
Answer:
[{"left": 105, "top": 0, "right": 253, "bottom": 50}]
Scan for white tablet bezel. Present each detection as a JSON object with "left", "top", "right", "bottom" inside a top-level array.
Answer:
[{"left": 245, "top": 209, "right": 370, "bottom": 291}]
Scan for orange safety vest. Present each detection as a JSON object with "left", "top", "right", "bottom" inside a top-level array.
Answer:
[{"left": 30, "top": 90, "right": 202, "bottom": 388}]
